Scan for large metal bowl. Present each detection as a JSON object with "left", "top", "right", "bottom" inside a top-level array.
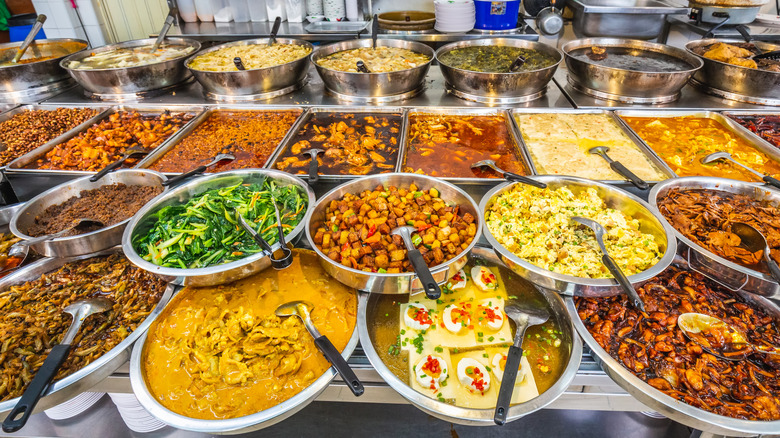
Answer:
[
  {"left": 122, "top": 169, "right": 314, "bottom": 287},
  {"left": 311, "top": 38, "right": 434, "bottom": 98},
  {"left": 60, "top": 37, "right": 201, "bottom": 95},
  {"left": 10, "top": 169, "right": 167, "bottom": 258},
  {"left": 479, "top": 176, "right": 677, "bottom": 296},
  {"left": 649, "top": 176, "right": 780, "bottom": 299},
  {"left": 562, "top": 38, "right": 702, "bottom": 103},
  {"left": 305, "top": 173, "right": 481, "bottom": 294},
  {"left": 435, "top": 38, "right": 562, "bottom": 100},
  {"left": 359, "top": 246, "right": 582, "bottom": 425},
  {"left": 685, "top": 39, "right": 780, "bottom": 102},
  {"left": 185, "top": 38, "right": 312, "bottom": 98},
  {"left": 0, "top": 247, "right": 173, "bottom": 417},
  {"left": 0, "top": 38, "right": 87, "bottom": 92}
]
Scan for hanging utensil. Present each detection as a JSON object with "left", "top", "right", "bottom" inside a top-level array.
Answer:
[
  {"left": 89, "top": 147, "right": 149, "bottom": 182},
  {"left": 275, "top": 300, "right": 364, "bottom": 396},
  {"left": 233, "top": 57, "right": 246, "bottom": 70},
  {"left": 571, "top": 216, "right": 646, "bottom": 312},
  {"left": 303, "top": 148, "right": 325, "bottom": 185},
  {"left": 678, "top": 312, "right": 780, "bottom": 361},
  {"left": 471, "top": 160, "right": 547, "bottom": 188},
  {"left": 2, "top": 297, "right": 113, "bottom": 432},
  {"left": 11, "top": 15, "right": 46, "bottom": 64},
  {"left": 390, "top": 226, "right": 440, "bottom": 299},
  {"left": 493, "top": 302, "right": 549, "bottom": 425},
  {"left": 701, "top": 151, "right": 780, "bottom": 190},
  {"left": 268, "top": 16, "right": 282, "bottom": 46},
  {"left": 151, "top": 10, "right": 177, "bottom": 52},
  {"left": 162, "top": 153, "right": 236, "bottom": 187},
  {"left": 730, "top": 222, "right": 780, "bottom": 283},
  {"left": 588, "top": 146, "right": 649, "bottom": 190},
  {"left": 372, "top": 14, "right": 379, "bottom": 49},
  {"left": 236, "top": 208, "right": 292, "bottom": 270}
]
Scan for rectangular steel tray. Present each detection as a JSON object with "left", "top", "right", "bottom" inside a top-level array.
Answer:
[
  {"left": 304, "top": 21, "right": 369, "bottom": 34},
  {"left": 510, "top": 108, "right": 676, "bottom": 185},
  {"left": 135, "top": 105, "right": 308, "bottom": 176},
  {"left": 266, "top": 106, "right": 407, "bottom": 182},
  {"left": 6, "top": 104, "right": 207, "bottom": 177}
]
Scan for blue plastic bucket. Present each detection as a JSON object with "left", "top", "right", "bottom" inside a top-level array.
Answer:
[
  {"left": 8, "top": 14, "right": 46, "bottom": 42},
  {"left": 474, "top": 0, "right": 520, "bottom": 30}
]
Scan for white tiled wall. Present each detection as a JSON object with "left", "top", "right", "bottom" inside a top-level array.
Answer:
[{"left": 31, "top": 0, "right": 110, "bottom": 46}]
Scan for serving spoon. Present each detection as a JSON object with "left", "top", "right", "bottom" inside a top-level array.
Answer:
[
  {"left": 701, "top": 151, "right": 780, "bottom": 190},
  {"left": 162, "top": 153, "right": 236, "bottom": 186},
  {"left": 275, "top": 301, "right": 364, "bottom": 396},
  {"left": 678, "top": 312, "right": 780, "bottom": 361},
  {"left": 268, "top": 16, "right": 282, "bottom": 46},
  {"left": 391, "top": 226, "right": 441, "bottom": 300},
  {"left": 89, "top": 146, "right": 149, "bottom": 182},
  {"left": 2, "top": 297, "right": 114, "bottom": 432},
  {"left": 571, "top": 216, "right": 646, "bottom": 312},
  {"left": 10, "top": 15, "right": 46, "bottom": 64},
  {"left": 471, "top": 160, "right": 547, "bottom": 188},
  {"left": 588, "top": 146, "right": 649, "bottom": 190},
  {"left": 303, "top": 148, "right": 325, "bottom": 186},
  {"left": 730, "top": 222, "right": 780, "bottom": 282},
  {"left": 151, "top": 10, "right": 176, "bottom": 53},
  {"left": 494, "top": 302, "right": 549, "bottom": 425}
]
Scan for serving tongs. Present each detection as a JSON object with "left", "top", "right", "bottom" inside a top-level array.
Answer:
[
  {"left": 588, "top": 146, "right": 649, "bottom": 190},
  {"left": 235, "top": 199, "right": 292, "bottom": 270},
  {"left": 701, "top": 151, "right": 780, "bottom": 190},
  {"left": 90, "top": 146, "right": 149, "bottom": 182},
  {"left": 471, "top": 160, "right": 546, "bottom": 188},
  {"left": 162, "top": 153, "right": 236, "bottom": 187}
]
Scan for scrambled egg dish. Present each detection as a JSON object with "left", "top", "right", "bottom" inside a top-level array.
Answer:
[{"left": 485, "top": 185, "right": 662, "bottom": 278}]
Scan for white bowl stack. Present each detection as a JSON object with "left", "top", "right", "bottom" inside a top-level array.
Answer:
[
  {"left": 434, "top": 0, "right": 476, "bottom": 33},
  {"left": 108, "top": 393, "right": 167, "bottom": 434},
  {"left": 44, "top": 392, "right": 106, "bottom": 420}
]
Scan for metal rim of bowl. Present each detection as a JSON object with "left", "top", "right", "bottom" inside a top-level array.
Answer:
[
  {"left": 304, "top": 173, "right": 482, "bottom": 292},
  {"left": 0, "top": 38, "right": 88, "bottom": 70},
  {"left": 561, "top": 37, "right": 704, "bottom": 74},
  {"left": 434, "top": 38, "right": 564, "bottom": 76},
  {"left": 9, "top": 169, "right": 168, "bottom": 254},
  {"left": 184, "top": 37, "right": 314, "bottom": 73},
  {"left": 357, "top": 245, "right": 582, "bottom": 426},
  {"left": 59, "top": 37, "right": 202, "bottom": 73},
  {"left": 0, "top": 247, "right": 174, "bottom": 416},
  {"left": 311, "top": 38, "right": 435, "bottom": 76},
  {"left": 478, "top": 176, "right": 678, "bottom": 295},
  {"left": 684, "top": 38, "right": 780, "bottom": 75},
  {"left": 648, "top": 176, "right": 779, "bottom": 285},
  {"left": 121, "top": 169, "right": 315, "bottom": 281}
]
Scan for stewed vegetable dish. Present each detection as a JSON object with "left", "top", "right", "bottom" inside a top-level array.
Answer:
[{"left": 438, "top": 46, "right": 557, "bottom": 73}]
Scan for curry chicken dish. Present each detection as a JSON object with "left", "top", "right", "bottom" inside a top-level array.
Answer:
[{"left": 142, "top": 249, "right": 356, "bottom": 420}]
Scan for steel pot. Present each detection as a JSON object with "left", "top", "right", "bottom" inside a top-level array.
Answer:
[{"left": 0, "top": 38, "right": 87, "bottom": 92}]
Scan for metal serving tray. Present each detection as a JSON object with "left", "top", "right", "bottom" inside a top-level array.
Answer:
[
  {"left": 266, "top": 106, "right": 407, "bottom": 183},
  {"left": 509, "top": 109, "right": 676, "bottom": 186},
  {"left": 721, "top": 110, "right": 780, "bottom": 153},
  {"left": 5, "top": 105, "right": 206, "bottom": 177},
  {"left": 614, "top": 110, "right": 780, "bottom": 180},
  {"left": 135, "top": 106, "right": 308, "bottom": 176},
  {"left": 568, "top": 0, "right": 688, "bottom": 40},
  {"left": 0, "top": 247, "right": 174, "bottom": 417},
  {"left": 304, "top": 21, "right": 369, "bottom": 34}
]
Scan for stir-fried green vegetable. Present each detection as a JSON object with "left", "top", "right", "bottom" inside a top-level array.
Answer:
[{"left": 133, "top": 180, "right": 307, "bottom": 269}]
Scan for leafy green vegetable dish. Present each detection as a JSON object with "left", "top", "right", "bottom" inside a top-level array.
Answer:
[
  {"left": 134, "top": 180, "right": 308, "bottom": 269},
  {"left": 438, "top": 46, "right": 557, "bottom": 73}
]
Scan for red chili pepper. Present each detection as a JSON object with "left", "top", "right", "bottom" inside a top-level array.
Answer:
[
  {"left": 367, "top": 224, "right": 377, "bottom": 238},
  {"left": 342, "top": 242, "right": 350, "bottom": 252},
  {"left": 417, "top": 224, "right": 432, "bottom": 232}
]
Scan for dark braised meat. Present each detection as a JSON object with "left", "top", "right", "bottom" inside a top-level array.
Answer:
[{"left": 731, "top": 114, "right": 780, "bottom": 150}]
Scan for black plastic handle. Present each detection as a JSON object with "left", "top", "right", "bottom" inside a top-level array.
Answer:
[
  {"left": 408, "top": 248, "right": 441, "bottom": 299},
  {"left": 270, "top": 16, "right": 282, "bottom": 41},
  {"left": 764, "top": 249, "right": 780, "bottom": 284},
  {"left": 356, "top": 60, "right": 370, "bottom": 73},
  {"left": 308, "top": 154, "right": 320, "bottom": 184},
  {"left": 503, "top": 171, "right": 547, "bottom": 189},
  {"left": 602, "top": 254, "right": 645, "bottom": 312},
  {"left": 735, "top": 23, "right": 752, "bottom": 43},
  {"left": 371, "top": 14, "right": 378, "bottom": 48},
  {"left": 233, "top": 57, "right": 246, "bottom": 70},
  {"left": 509, "top": 55, "right": 526, "bottom": 72},
  {"left": 3, "top": 344, "right": 71, "bottom": 432},
  {"left": 90, "top": 155, "right": 128, "bottom": 182},
  {"left": 162, "top": 164, "right": 207, "bottom": 187},
  {"left": 494, "top": 344, "right": 523, "bottom": 426},
  {"left": 314, "top": 335, "right": 364, "bottom": 396},
  {"left": 764, "top": 175, "right": 780, "bottom": 190},
  {"left": 609, "top": 161, "right": 649, "bottom": 190}
]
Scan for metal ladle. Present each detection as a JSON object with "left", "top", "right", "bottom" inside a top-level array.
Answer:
[
  {"left": 303, "top": 148, "right": 325, "bottom": 185},
  {"left": 2, "top": 297, "right": 113, "bottom": 432},
  {"left": 11, "top": 15, "right": 46, "bottom": 64},
  {"left": 730, "top": 222, "right": 780, "bottom": 282},
  {"left": 494, "top": 302, "right": 549, "bottom": 425},
  {"left": 90, "top": 146, "right": 149, "bottom": 182},
  {"left": 275, "top": 300, "right": 364, "bottom": 396},
  {"left": 678, "top": 312, "right": 780, "bottom": 361},
  {"left": 471, "top": 160, "right": 547, "bottom": 189},
  {"left": 151, "top": 10, "right": 176, "bottom": 52},
  {"left": 571, "top": 216, "right": 646, "bottom": 312},
  {"left": 588, "top": 146, "right": 649, "bottom": 190},
  {"left": 390, "top": 226, "right": 441, "bottom": 300},
  {"left": 268, "top": 16, "right": 282, "bottom": 46},
  {"left": 235, "top": 199, "right": 292, "bottom": 270},
  {"left": 701, "top": 151, "right": 780, "bottom": 190},
  {"left": 162, "top": 153, "right": 236, "bottom": 187}
]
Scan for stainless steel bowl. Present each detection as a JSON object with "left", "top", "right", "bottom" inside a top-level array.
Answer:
[
  {"left": 0, "top": 38, "right": 87, "bottom": 92},
  {"left": 479, "top": 176, "right": 677, "bottom": 296},
  {"left": 185, "top": 38, "right": 312, "bottom": 98},
  {"left": 566, "top": 270, "right": 780, "bottom": 436},
  {"left": 435, "top": 38, "right": 562, "bottom": 99},
  {"left": 61, "top": 37, "right": 201, "bottom": 95},
  {"left": 359, "top": 246, "right": 582, "bottom": 425},
  {"left": 305, "top": 173, "right": 481, "bottom": 294},
  {"left": 311, "top": 38, "right": 434, "bottom": 98},
  {"left": 0, "top": 247, "right": 173, "bottom": 417},
  {"left": 10, "top": 169, "right": 167, "bottom": 258},
  {"left": 649, "top": 176, "right": 780, "bottom": 300},
  {"left": 122, "top": 169, "right": 314, "bottom": 287},
  {"left": 685, "top": 39, "right": 780, "bottom": 101},
  {"left": 0, "top": 203, "right": 22, "bottom": 233},
  {"left": 562, "top": 38, "right": 702, "bottom": 103}
]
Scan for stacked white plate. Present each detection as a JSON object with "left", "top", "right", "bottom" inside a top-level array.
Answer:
[
  {"left": 108, "top": 393, "right": 167, "bottom": 434},
  {"left": 44, "top": 392, "right": 105, "bottom": 420},
  {"left": 434, "top": 0, "right": 476, "bottom": 33}
]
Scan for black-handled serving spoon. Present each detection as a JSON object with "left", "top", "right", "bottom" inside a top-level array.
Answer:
[
  {"left": 471, "top": 159, "right": 547, "bottom": 189},
  {"left": 303, "top": 148, "right": 324, "bottom": 185},
  {"left": 90, "top": 146, "right": 148, "bottom": 182},
  {"left": 701, "top": 151, "right": 780, "bottom": 190},
  {"left": 391, "top": 226, "right": 440, "bottom": 299},
  {"left": 162, "top": 153, "right": 236, "bottom": 187}
]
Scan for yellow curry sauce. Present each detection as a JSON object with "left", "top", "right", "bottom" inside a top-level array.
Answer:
[
  {"left": 621, "top": 116, "right": 780, "bottom": 181},
  {"left": 142, "top": 250, "right": 356, "bottom": 420}
]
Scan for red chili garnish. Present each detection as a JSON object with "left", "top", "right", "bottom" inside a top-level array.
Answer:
[
  {"left": 481, "top": 271, "right": 496, "bottom": 287},
  {"left": 408, "top": 306, "right": 433, "bottom": 326},
  {"left": 482, "top": 306, "right": 501, "bottom": 323},
  {"left": 366, "top": 224, "right": 377, "bottom": 238},
  {"left": 451, "top": 307, "right": 469, "bottom": 325},
  {"left": 452, "top": 271, "right": 465, "bottom": 282},
  {"left": 422, "top": 355, "right": 442, "bottom": 379}
]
